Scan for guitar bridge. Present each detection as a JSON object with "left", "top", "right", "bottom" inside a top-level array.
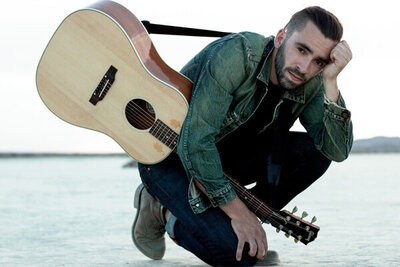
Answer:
[{"left": 89, "top": 65, "right": 118, "bottom": 105}]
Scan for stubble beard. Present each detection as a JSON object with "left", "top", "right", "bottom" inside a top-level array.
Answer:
[{"left": 275, "top": 40, "right": 307, "bottom": 90}]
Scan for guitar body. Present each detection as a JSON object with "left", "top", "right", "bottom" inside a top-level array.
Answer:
[{"left": 36, "top": 0, "right": 192, "bottom": 164}]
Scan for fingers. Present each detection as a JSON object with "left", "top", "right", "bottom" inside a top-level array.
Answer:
[
  {"left": 262, "top": 231, "right": 268, "bottom": 257},
  {"left": 236, "top": 239, "right": 244, "bottom": 261},
  {"left": 253, "top": 228, "right": 268, "bottom": 260},
  {"left": 323, "top": 40, "right": 352, "bottom": 80},
  {"left": 236, "top": 235, "right": 268, "bottom": 261},
  {"left": 255, "top": 239, "right": 266, "bottom": 260},
  {"left": 248, "top": 240, "right": 257, "bottom": 258},
  {"left": 340, "top": 40, "right": 352, "bottom": 60},
  {"left": 331, "top": 40, "right": 352, "bottom": 67},
  {"left": 235, "top": 230, "right": 268, "bottom": 261}
]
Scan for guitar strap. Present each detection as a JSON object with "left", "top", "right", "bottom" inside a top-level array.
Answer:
[
  {"left": 141, "top": 21, "right": 232, "bottom": 37},
  {"left": 143, "top": 20, "right": 293, "bottom": 200}
]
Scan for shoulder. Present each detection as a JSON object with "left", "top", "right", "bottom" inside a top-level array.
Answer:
[
  {"left": 206, "top": 32, "right": 273, "bottom": 72},
  {"left": 218, "top": 32, "right": 273, "bottom": 58},
  {"left": 197, "top": 32, "right": 272, "bottom": 60},
  {"left": 181, "top": 32, "right": 273, "bottom": 89}
]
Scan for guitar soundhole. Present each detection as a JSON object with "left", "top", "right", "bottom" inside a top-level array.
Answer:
[{"left": 125, "top": 98, "right": 155, "bottom": 130}]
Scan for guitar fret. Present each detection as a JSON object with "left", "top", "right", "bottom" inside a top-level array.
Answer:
[{"left": 150, "top": 119, "right": 178, "bottom": 149}]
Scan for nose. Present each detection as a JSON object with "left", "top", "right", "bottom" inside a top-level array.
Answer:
[{"left": 296, "top": 57, "right": 312, "bottom": 74}]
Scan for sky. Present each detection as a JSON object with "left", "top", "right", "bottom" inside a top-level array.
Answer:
[{"left": 1, "top": 0, "right": 399, "bottom": 153}]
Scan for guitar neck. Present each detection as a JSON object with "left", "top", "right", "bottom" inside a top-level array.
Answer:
[{"left": 224, "top": 173, "right": 276, "bottom": 222}]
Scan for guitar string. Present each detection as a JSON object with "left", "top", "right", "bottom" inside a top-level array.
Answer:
[
  {"left": 228, "top": 179, "right": 306, "bottom": 227},
  {"left": 124, "top": 104, "right": 178, "bottom": 149},
  {"left": 123, "top": 102, "right": 313, "bottom": 231},
  {"left": 232, "top": 185, "right": 313, "bottom": 240},
  {"left": 125, "top": 104, "right": 178, "bottom": 147},
  {"left": 124, "top": 103, "right": 177, "bottom": 146}
]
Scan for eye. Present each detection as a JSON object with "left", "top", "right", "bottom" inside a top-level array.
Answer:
[
  {"left": 297, "top": 47, "right": 305, "bottom": 54},
  {"left": 315, "top": 59, "right": 326, "bottom": 68}
]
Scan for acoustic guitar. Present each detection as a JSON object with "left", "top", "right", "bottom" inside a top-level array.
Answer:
[{"left": 36, "top": 0, "right": 319, "bottom": 245}]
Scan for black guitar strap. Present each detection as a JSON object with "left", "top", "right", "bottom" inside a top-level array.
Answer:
[{"left": 141, "top": 21, "right": 232, "bottom": 37}]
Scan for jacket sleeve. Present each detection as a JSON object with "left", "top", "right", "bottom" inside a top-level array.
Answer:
[
  {"left": 300, "top": 80, "right": 353, "bottom": 162},
  {"left": 176, "top": 37, "right": 249, "bottom": 210}
]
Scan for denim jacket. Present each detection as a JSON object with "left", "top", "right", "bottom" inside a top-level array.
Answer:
[{"left": 176, "top": 32, "right": 353, "bottom": 214}]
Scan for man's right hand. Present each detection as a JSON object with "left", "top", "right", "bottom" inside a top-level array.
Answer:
[
  {"left": 220, "top": 197, "right": 268, "bottom": 261},
  {"left": 193, "top": 179, "right": 267, "bottom": 261}
]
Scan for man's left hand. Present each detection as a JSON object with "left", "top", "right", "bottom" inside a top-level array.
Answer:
[
  {"left": 322, "top": 40, "right": 352, "bottom": 102},
  {"left": 323, "top": 40, "right": 352, "bottom": 81}
]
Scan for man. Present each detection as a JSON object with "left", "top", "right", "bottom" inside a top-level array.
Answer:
[{"left": 132, "top": 6, "right": 353, "bottom": 266}]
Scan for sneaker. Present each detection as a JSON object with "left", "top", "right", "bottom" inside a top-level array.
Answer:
[
  {"left": 132, "top": 184, "right": 166, "bottom": 260},
  {"left": 254, "top": 250, "right": 280, "bottom": 266}
]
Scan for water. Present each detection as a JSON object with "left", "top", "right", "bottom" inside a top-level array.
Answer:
[{"left": 0, "top": 154, "right": 399, "bottom": 266}]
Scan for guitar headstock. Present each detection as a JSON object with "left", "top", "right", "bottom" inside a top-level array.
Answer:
[{"left": 268, "top": 206, "right": 320, "bottom": 245}]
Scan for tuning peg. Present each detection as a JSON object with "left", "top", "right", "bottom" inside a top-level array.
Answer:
[
  {"left": 285, "top": 233, "right": 290, "bottom": 238},
  {"left": 301, "top": 211, "right": 308, "bottom": 219},
  {"left": 311, "top": 216, "right": 317, "bottom": 224},
  {"left": 291, "top": 206, "right": 298, "bottom": 214},
  {"left": 294, "top": 236, "right": 302, "bottom": 243},
  {"left": 276, "top": 228, "right": 280, "bottom": 233}
]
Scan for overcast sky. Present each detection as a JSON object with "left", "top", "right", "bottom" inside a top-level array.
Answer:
[{"left": 1, "top": 0, "right": 399, "bottom": 153}]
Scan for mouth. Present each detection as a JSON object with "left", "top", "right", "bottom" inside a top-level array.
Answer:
[{"left": 287, "top": 70, "right": 304, "bottom": 83}]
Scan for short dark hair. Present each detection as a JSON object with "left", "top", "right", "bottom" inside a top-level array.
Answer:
[{"left": 284, "top": 6, "right": 343, "bottom": 41}]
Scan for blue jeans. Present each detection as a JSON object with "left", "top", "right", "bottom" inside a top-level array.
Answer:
[{"left": 137, "top": 132, "right": 331, "bottom": 266}]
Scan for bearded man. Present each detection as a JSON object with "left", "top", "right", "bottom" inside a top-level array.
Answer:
[{"left": 132, "top": 6, "right": 353, "bottom": 266}]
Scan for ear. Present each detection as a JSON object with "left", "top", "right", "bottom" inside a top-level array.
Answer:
[{"left": 274, "top": 29, "right": 286, "bottom": 48}]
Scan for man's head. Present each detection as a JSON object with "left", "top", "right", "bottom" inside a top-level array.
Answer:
[{"left": 271, "top": 6, "right": 343, "bottom": 89}]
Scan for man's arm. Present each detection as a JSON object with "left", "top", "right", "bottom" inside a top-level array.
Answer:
[
  {"left": 322, "top": 40, "right": 352, "bottom": 103},
  {"left": 300, "top": 40, "right": 353, "bottom": 162}
]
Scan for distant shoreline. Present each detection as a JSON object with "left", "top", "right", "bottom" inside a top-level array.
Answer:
[
  {"left": 1, "top": 151, "right": 399, "bottom": 159},
  {"left": 1, "top": 136, "right": 399, "bottom": 158},
  {"left": 0, "top": 153, "right": 129, "bottom": 158}
]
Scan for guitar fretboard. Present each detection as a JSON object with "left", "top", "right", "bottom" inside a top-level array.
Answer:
[
  {"left": 149, "top": 119, "right": 179, "bottom": 149},
  {"left": 225, "top": 173, "right": 275, "bottom": 222}
]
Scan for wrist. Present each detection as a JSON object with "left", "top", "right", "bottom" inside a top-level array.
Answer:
[
  {"left": 220, "top": 197, "right": 250, "bottom": 220},
  {"left": 323, "top": 77, "right": 340, "bottom": 103}
]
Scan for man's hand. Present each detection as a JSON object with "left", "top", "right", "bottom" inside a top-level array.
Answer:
[
  {"left": 220, "top": 197, "right": 268, "bottom": 261},
  {"left": 323, "top": 40, "right": 352, "bottom": 81},
  {"left": 322, "top": 40, "right": 352, "bottom": 103},
  {"left": 194, "top": 179, "right": 267, "bottom": 261}
]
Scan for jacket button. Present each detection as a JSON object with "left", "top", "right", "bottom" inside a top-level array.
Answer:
[
  {"left": 242, "top": 112, "right": 248, "bottom": 118},
  {"left": 341, "top": 111, "right": 350, "bottom": 119}
]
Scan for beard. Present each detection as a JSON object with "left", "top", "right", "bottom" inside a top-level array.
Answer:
[{"left": 275, "top": 40, "right": 307, "bottom": 90}]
